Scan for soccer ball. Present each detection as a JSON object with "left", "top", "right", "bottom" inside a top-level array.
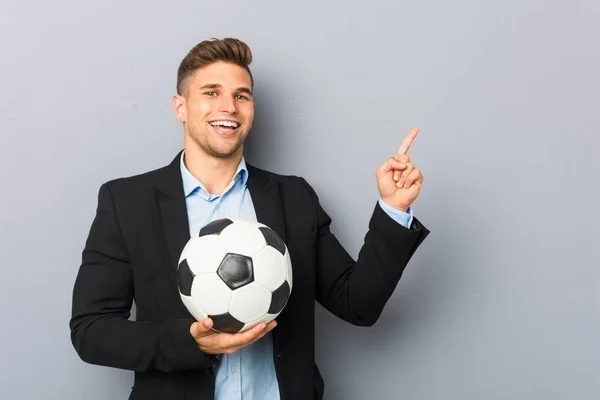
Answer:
[{"left": 177, "top": 218, "right": 293, "bottom": 333}]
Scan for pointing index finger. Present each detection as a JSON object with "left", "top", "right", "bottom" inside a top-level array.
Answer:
[{"left": 397, "top": 127, "right": 420, "bottom": 155}]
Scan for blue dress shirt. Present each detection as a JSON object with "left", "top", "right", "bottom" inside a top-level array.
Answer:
[{"left": 179, "top": 152, "right": 413, "bottom": 399}]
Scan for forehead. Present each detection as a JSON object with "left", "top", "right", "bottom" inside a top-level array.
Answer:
[{"left": 191, "top": 61, "right": 252, "bottom": 88}]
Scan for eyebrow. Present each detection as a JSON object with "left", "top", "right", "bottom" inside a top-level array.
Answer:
[{"left": 199, "top": 83, "right": 253, "bottom": 96}]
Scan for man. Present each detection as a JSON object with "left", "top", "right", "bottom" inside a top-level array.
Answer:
[{"left": 70, "top": 37, "right": 429, "bottom": 400}]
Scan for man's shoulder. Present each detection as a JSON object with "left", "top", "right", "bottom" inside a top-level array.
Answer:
[
  {"left": 247, "top": 164, "right": 295, "bottom": 181},
  {"left": 100, "top": 164, "right": 169, "bottom": 193},
  {"left": 98, "top": 153, "right": 182, "bottom": 199},
  {"left": 247, "top": 163, "right": 310, "bottom": 188},
  {"left": 246, "top": 163, "right": 319, "bottom": 202}
]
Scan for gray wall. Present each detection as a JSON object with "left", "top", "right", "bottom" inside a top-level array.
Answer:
[{"left": 1, "top": 0, "right": 598, "bottom": 399}]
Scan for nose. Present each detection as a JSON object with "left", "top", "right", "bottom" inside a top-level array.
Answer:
[{"left": 218, "top": 95, "right": 237, "bottom": 114}]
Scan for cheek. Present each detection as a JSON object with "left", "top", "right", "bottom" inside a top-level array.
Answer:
[
  {"left": 242, "top": 105, "right": 255, "bottom": 123},
  {"left": 196, "top": 104, "right": 213, "bottom": 119},
  {"left": 188, "top": 99, "right": 215, "bottom": 120}
]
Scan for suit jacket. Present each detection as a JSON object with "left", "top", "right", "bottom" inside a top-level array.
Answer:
[{"left": 69, "top": 151, "right": 430, "bottom": 400}]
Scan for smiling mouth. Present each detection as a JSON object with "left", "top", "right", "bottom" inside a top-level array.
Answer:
[
  {"left": 210, "top": 120, "right": 239, "bottom": 128},
  {"left": 209, "top": 120, "right": 240, "bottom": 136}
]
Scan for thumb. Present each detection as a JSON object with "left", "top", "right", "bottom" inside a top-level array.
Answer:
[
  {"left": 190, "top": 318, "right": 213, "bottom": 339},
  {"left": 378, "top": 157, "right": 407, "bottom": 178}
]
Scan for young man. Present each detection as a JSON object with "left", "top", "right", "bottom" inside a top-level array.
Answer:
[{"left": 70, "top": 38, "right": 429, "bottom": 400}]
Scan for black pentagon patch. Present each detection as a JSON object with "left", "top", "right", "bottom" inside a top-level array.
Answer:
[
  {"left": 177, "top": 259, "right": 194, "bottom": 296},
  {"left": 210, "top": 313, "right": 245, "bottom": 333},
  {"left": 199, "top": 218, "right": 233, "bottom": 237},
  {"left": 259, "top": 227, "right": 286, "bottom": 255},
  {"left": 269, "top": 281, "right": 290, "bottom": 314},
  {"left": 217, "top": 253, "right": 254, "bottom": 290}
]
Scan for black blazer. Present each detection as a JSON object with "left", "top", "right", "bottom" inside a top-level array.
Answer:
[{"left": 69, "top": 152, "right": 429, "bottom": 400}]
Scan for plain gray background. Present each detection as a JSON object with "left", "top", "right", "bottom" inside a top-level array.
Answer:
[{"left": 1, "top": 0, "right": 598, "bottom": 399}]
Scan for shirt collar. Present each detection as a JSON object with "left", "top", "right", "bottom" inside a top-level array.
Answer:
[{"left": 180, "top": 150, "right": 248, "bottom": 198}]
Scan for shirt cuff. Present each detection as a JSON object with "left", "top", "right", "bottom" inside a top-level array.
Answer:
[{"left": 378, "top": 199, "right": 413, "bottom": 229}]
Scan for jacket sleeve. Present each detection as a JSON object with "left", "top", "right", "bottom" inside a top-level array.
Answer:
[
  {"left": 69, "top": 183, "right": 216, "bottom": 372},
  {"left": 300, "top": 178, "right": 430, "bottom": 327}
]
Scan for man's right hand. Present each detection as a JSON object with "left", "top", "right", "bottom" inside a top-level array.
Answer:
[{"left": 190, "top": 318, "right": 277, "bottom": 355}]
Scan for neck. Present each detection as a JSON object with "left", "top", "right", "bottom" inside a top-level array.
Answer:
[{"left": 183, "top": 143, "right": 242, "bottom": 195}]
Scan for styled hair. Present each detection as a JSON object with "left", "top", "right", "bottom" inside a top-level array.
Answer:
[{"left": 176, "top": 37, "right": 254, "bottom": 95}]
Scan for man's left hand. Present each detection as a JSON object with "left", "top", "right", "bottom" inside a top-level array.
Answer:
[{"left": 376, "top": 127, "right": 423, "bottom": 212}]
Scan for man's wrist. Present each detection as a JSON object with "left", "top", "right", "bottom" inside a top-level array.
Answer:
[{"left": 378, "top": 199, "right": 413, "bottom": 228}]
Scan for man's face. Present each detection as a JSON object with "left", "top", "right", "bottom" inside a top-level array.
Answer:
[{"left": 173, "top": 61, "right": 255, "bottom": 159}]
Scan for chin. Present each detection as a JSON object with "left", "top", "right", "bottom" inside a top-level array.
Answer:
[{"left": 206, "top": 144, "right": 243, "bottom": 159}]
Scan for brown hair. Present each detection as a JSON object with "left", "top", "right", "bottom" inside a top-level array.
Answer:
[{"left": 176, "top": 37, "right": 254, "bottom": 95}]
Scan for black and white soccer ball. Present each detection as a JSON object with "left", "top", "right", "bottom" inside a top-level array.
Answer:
[{"left": 177, "top": 218, "right": 293, "bottom": 333}]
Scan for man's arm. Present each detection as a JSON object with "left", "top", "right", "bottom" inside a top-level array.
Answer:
[
  {"left": 69, "top": 183, "right": 216, "bottom": 372},
  {"left": 301, "top": 178, "right": 429, "bottom": 327}
]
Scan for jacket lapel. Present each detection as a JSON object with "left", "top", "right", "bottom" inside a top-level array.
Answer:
[
  {"left": 155, "top": 151, "right": 190, "bottom": 287},
  {"left": 246, "top": 163, "right": 287, "bottom": 244}
]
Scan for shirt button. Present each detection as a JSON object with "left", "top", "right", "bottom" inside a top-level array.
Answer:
[{"left": 231, "top": 365, "right": 237, "bottom": 372}]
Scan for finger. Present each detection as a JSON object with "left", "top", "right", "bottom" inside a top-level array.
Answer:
[
  {"left": 381, "top": 157, "right": 407, "bottom": 179},
  {"left": 403, "top": 168, "right": 422, "bottom": 188},
  {"left": 227, "top": 321, "right": 272, "bottom": 348},
  {"left": 219, "top": 321, "right": 277, "bottom": 354},
  {"left": 401, "top": 163, "right": 414, "bottom": 178},
  {"left": 395, "top": 154, "right": 410, "bottom": 164},
  {"left": 388, "top": 157, "right": 408, "bottom": 172},
  {"left": 246, "top": 320, "right": 277, "bottom": 345},
  {"left": 190, "top": 318, "right": 214, "bottom": 339},
  {"left": 392, "top": 155, "right": 409, "bottom": 181},
  {"left": 396, "top": 127, "right": 420, "bottom": 156},
  {"left": 397, "top": 163, "right": 414, "bottom": 188}
]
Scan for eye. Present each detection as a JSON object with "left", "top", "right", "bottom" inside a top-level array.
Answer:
[
  {"left": 235, "top": 94, "right": 249, "bottom": 100},
  {"left": 204, "top": 91, "right": 217, "bottom": 96}
]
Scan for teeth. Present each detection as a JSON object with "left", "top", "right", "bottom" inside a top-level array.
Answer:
[{"left": 210, "top": 120, "right": 239, "bottom": 128}]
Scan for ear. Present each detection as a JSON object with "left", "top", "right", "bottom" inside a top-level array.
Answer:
[{"left": 172, "top": 94, "right": 186, "bottom": 123}]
